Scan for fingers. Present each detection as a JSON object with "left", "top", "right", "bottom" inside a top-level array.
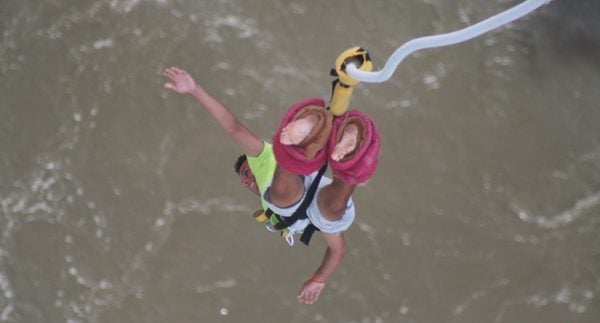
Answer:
[
  {"left": 163, "top": 67, "right": 190, "bottom": 93},
  {"left": 298, "top": 290, "right": 320, "bottom": 304},
  {"left": 162, "top": 66, "right": 187, "bottom": 79},
  {"left": 162, "top": 67, "right": 176, "bottom": 79},
  {"left": 297, "top": 282, "right": 324, "bottom": 304}
]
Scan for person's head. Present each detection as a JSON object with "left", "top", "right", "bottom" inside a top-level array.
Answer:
[{"left": 234, "top": 154, "right": 260, "bottom": 196}]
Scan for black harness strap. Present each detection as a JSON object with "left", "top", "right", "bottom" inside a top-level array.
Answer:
[
  {"left": 300, "top": 224, "right": 319, "bottom": 246},
  {"left": 271, "top": 163, "right": 328, "bottom": 245}
]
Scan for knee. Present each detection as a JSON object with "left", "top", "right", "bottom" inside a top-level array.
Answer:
[
  {"left": 267, "top": 176, "right": 304, "bottom": 207},
  {"left": 318, "top": 194, "right": 348, "bottom": 220},
  {"left": 327, "top": 199, "right": 348, "bottom": 216},
  {"left": 269, "top": 180, "right": 294, "bottom": 200},
  {"left": 333, "top": 242, "right": 346, "bottom": 256}
]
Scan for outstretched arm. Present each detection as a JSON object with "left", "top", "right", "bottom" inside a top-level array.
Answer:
[
  {"left": 297, "top": 232, "right": 347, "bottom": 304},
  {"left": 163, "top": 67, "right": 264, "bottom": 157}
]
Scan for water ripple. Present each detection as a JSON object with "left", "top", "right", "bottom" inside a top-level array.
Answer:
[{"left": 513, "top": 191, "right": 600, "bottom": 229}]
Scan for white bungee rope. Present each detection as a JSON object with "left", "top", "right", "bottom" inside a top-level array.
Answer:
[{"left": 347, "top": 0, "right": 553, "bottom": 83}]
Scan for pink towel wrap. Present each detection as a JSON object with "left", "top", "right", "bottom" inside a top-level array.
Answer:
[
  {"left": 328, "top": 110, "right": 381, "bottom": 184},
  {"left": 272, "top": 97, "right": 329, "bottom": 175}
]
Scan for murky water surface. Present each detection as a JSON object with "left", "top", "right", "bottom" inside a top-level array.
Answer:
[{"left": 1, "top": 0, "right": 599, "bottom": 322}]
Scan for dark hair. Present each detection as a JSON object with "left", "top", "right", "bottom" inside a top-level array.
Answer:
[{"left": 233, "top": 154, "right": 247, "bottom": 175}]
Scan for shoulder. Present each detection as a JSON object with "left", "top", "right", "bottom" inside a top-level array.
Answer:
[
  {"left": 247, "top": 141, "right": 274, "bottom": 167},
  {"left": 242, "top": 137, "right": 266, "bottom": 157}
]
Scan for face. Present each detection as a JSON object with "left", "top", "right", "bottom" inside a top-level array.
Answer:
[{"left": 238, "top": 160, "right": 260, "bottom": 196}]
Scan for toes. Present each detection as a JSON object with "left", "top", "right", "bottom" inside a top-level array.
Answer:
[
  {"left": 279, "top": 127, "right": 293, "bottom": 145},
  {"left": 331, "top": 147, "right": 349, "bottom": 161},
  {"left": 331, "top": 140, "right": 354, "bottom": 161},
  {"left": 331, "top": 150, "right": 341, "bottom": 161}
]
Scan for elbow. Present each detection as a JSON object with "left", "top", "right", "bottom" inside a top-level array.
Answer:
[
  {"left": 225, "top": 121, "right": 242, "bottom": 136},
  {"left": 223, "top": 122, "right": 240, "bottom": 135},
  {"left": 332, "top": 243, "right": 346, "bottom": 258}
]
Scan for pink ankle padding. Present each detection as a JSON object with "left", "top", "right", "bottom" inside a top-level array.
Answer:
[
  {"left": 328, "top": 110, "right": 381, "bottom": 184},
  {"left": 272, "top": 97, "right": 329, "bottom": 175}
]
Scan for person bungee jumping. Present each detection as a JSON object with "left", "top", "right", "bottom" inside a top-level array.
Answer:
[{"left": 163, "top": 66, "right": 380, "bottom": 304}]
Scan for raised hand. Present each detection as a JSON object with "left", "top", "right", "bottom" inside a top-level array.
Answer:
[{"left": 163, "top": 67, "right": 197, "bottom": 94}]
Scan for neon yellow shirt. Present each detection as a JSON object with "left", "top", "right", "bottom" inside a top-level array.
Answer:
[{"left": 247, "top": 142, "right": 276, "bottom": 210}]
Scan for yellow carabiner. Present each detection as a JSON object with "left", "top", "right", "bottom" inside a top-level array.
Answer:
[
  {"left": 329, "top": 47, "right": 373, "bottom": 116},
  {"left": 252, "top": 209, "right": 268, "bottom": 223}
]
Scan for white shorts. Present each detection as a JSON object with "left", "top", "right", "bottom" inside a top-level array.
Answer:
[{"left": 264, "top": 171, "right": 356, "bottom": 234}]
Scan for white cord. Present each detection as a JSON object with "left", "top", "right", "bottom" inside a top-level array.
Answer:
[{"left": 347, "top": 0, "right": 552, "bottom": 83}]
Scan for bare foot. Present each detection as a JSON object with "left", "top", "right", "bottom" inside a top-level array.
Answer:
[
  {"left": 280, "top": 115, "right": 318, "bottom": 145},
  {"left": 331, "top": 124, "right": 358, "bottom": 161}
]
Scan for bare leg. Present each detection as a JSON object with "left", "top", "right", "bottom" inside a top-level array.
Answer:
[
  {"left": 317, "top": 124, "right": 360, "bottom": 221},
  {"left": 270, "top": 114, "right": 323, "bottom": 207},
  {"left": 275, "top": 110, "right": 362, "bottom": 215},
  {"left": 268, "top": 165, "right": 305, "bottom": 208},
  {"left": 317, "top": 178, "right": 355, "bottom": 221}
]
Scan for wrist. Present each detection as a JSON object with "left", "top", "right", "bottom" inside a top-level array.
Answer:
[
  {"left": 309, "top": 273, "right": 326, "bottom": 284},
  {"left": 190, "top": 85, "right": 205, "bottom": 97}
]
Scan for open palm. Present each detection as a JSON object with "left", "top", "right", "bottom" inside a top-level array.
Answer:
[
  {"left": 297, "top": 280, "right": 325, "bottom": 304},
  {"left": 163, "top": 67, "right": 197, "bottom": 94}
]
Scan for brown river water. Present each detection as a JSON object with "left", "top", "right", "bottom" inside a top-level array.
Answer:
[{"left": 1, "top": 0, "right": 599, "bottom": 322}]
